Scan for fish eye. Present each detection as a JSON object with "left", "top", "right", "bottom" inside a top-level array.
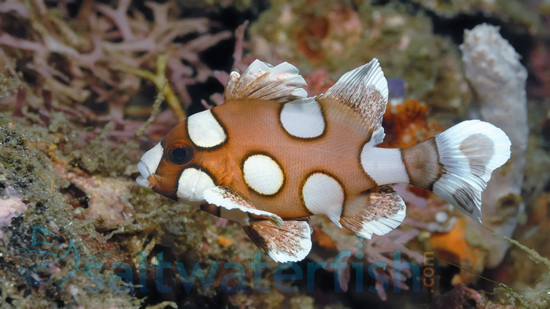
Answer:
[{"left": 168, "top": 146, "right": 193, "bottom": 165}]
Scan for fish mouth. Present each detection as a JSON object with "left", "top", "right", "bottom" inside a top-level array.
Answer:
[{"left": 137, "top": 161, "right": 152, "bottom": 188}]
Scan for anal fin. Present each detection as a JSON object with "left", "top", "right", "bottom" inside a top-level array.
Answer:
[
  {"left": 244, "top": 220, "right": 312, "bottom": 263},
  {"left": 340, "top": 185, "right": 406, "bottom": 239}
]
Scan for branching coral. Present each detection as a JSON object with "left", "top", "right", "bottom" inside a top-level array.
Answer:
[
  {"left": 355, "top": 228, "right": 424, "bottom": 301},
  {"left": 309, "top": 216, "right": 424, "bottom": 301},
  {"left": 0, "top": 0, "right": 231, "bottom": 128},
  {"left": 0, "top": 2, "right": 237, "bottom": 306}
]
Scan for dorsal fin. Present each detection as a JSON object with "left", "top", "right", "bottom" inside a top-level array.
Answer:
[
  {"left": 224, "top": 60, "right": 308, "bottom": 103},
  {"left": 317, "top": 59, "right": 388, "bottom": 139}
]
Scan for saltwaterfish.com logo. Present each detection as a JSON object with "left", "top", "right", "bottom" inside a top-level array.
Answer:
[{"left": 20, "top": 224, "right": 435, "bottom": 294}]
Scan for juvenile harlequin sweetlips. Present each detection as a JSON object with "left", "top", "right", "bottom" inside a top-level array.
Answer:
[{"left": 137, "top": 59, "right": 511, "bottom": 263}]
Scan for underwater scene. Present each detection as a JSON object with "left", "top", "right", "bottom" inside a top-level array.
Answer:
[{"left": 0, "top": 0, "right": 549, "bottom": 308}]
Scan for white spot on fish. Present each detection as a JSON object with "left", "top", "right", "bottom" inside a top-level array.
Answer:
[
  {"left": 280, "top": 98, "right": 325, "bottom": 138},
  {"left": 243, "top": 154, "right": 284, "bottom": 195},
  {"left": 187, "top": 109, "right": 227, "bottom": 149},
  {"left": 302, "top": 173, "right": 344, "bottom": 226},
  {"left": 177, "top": 167, "right": 215, "bottom": 203},
  {"left": 360, "top": 145, "right": 408, "bottom": 185}
]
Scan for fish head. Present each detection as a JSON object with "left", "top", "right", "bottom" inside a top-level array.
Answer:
[{"left": 136, "top": 116, "right": 218, "bottom": 204}]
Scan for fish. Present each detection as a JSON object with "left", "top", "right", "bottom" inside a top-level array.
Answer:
[{"left": 136, "top": 59, "right": 511, "bottom": 263}]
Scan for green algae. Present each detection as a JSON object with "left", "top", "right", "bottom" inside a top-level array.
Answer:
[
  {"left": 0, "top": 115, "right": 140, "bottom": 307},
  {"left": 0, "top": 66, "right": 18, "bottom": 98},
  {"left": 491, "top": 233, "right": 550, "bottom": 307},
  {"left": 0, "top": 110, "right": 256, "bottom": 307}
]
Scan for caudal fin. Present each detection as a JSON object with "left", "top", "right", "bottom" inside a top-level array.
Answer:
[{"left": 423, "top": 120, "right": 511, "bottom": 222}]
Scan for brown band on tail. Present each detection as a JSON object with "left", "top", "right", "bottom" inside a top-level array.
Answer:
[{"left": 401, "top": 137, "right": 443, "bottom": 191}]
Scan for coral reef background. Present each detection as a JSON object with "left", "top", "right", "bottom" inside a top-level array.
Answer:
[{"left": 0, "top": 0, "right": 549, "bottom": 308}]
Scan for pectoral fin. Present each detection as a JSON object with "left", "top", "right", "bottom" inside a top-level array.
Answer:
[
  {"left": 203, "top": 186, "right": 283, "bottom": 227},
  {"left": 244, "top": 219, "right": 312, "bottom": 263}
]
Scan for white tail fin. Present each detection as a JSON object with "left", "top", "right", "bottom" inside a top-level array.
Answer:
[{"left": 433, "top": 120, "right": 511, "bottom": 223}]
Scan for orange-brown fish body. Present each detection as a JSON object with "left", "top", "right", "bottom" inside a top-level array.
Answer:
[
  {"left": 150, "top": 98, "right": 374, "bottom": 219},
  {"left": 137, "top": 59, "right": 511, "bottom": 262},
  {"left": 216, "top": 99, "right": 377, "bottom": 217}
]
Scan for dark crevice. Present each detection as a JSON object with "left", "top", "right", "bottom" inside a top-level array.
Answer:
[
  {"left": 60, "top": 183, "right": 89, "bottom": 208},
  {"left": 186, "top": 77, "right": 225, "bottom": 116}
]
